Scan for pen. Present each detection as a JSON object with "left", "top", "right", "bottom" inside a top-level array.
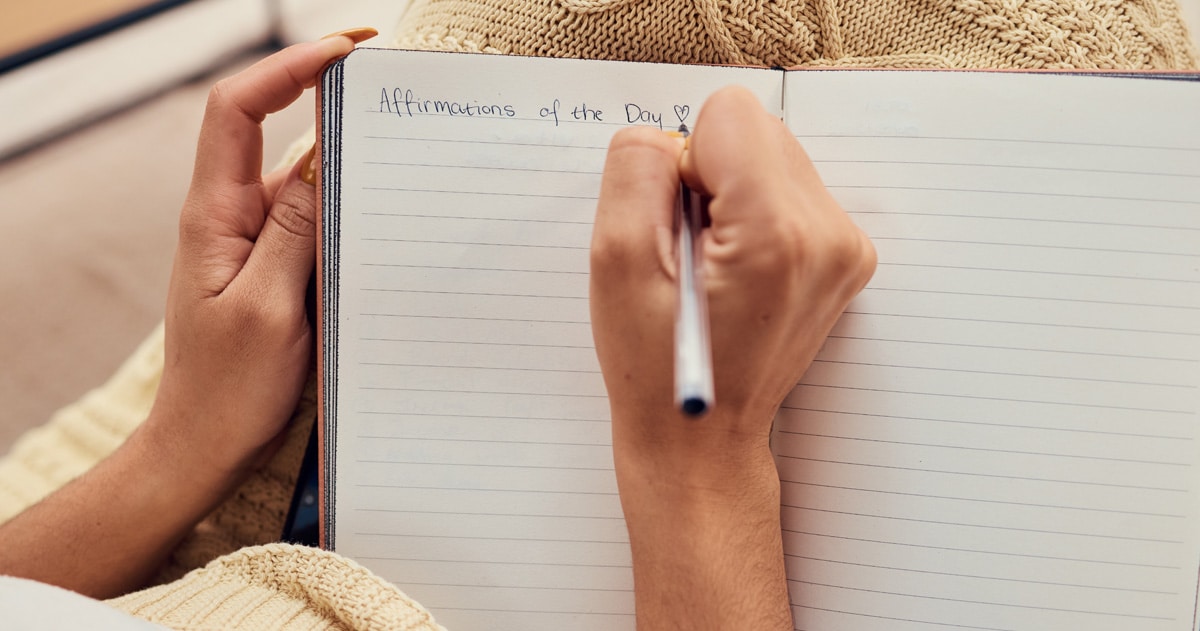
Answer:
[{"left": 672, "top": 124, "right": 715, "bottom": 417}]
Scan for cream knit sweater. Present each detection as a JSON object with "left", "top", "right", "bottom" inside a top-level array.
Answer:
[{"left": 0, "top": 2, "right": 1195, "bottom": 629}]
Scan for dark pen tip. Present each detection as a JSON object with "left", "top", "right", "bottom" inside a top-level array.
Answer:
[
  {"left": 677, "top": 123, "right": 689, "bottom": 136},
  {"left": 681, "top": 398, "right": 707, "bottom": 417}
]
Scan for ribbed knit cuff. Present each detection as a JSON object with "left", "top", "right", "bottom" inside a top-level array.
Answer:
[{"left": 109, "top": 544, "right": 447, "bottom": 631}]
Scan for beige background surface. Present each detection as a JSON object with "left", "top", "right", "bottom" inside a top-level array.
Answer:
[
  {"left": 0, "top": 5, "right": 1198, "bottom": 454},
  {"left": 0, "top": 0, "right": 160, "bottom": 59}
]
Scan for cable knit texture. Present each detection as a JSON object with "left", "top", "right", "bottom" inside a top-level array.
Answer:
[
  {"left": 0, "top": 2, "right": 1195, "bottom": 629},
  {"left": 395, "top": 0, "right": 1196, "bottom": 68}
]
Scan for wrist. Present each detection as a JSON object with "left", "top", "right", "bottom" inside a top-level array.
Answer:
[
  {"left": 615, "top": 435, "right": 780, "bottom": 525},
  {"left": 612, "top": 407, "right": 782, "bottom": 542},
  {"left": 613, "top": 422, "right": 792, "bottom": 630},
  {"left": 611, "top": 403, "right": 778, "bottom": 494},
  {"left": 131, "top": 407, "right": 248, "bottom": 514}
]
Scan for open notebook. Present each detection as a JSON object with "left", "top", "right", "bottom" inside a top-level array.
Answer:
[{"left": 317, "top": 48, "right": 1200, "bottom": 631}]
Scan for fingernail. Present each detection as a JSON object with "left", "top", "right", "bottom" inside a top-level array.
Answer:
[
  {"left": 321, "top": 27, "right": 379, "bottom": 44},
  {"left": 299, "top": 143, "right": 317, "bottom": 186}
]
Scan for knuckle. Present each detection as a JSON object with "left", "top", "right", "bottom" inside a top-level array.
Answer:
[
  {"left": 177, "top": 208, "right": 206, "bottom": 243},
  {"left": 206, "top": 80, "right": 234, "bottom": 113},
  {"left": 224, "top": 291, "right": 267, "bottom": 336},
  {"left": 822, "top": 224, "right": 878, "bottom": 290},
  {"left": 825, "top": 228, "right": 862, "bottom": 272},
  {"left": 589, "top": 230, "right": 637, "bottom": 279},
  {"left": 225, "top": 285, "right": 291, "bottom": 338},
  {"left": 268, "top": 188, "right": 317, "bottom": 243},
  {"left": 856, "top": 231, "right": 879, "bottom": 285}
]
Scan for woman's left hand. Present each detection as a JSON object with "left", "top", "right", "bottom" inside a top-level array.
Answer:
[
  {"left": 146, "top": 32, "right": 372, "bottom": 480},
  {"left": 0, "top": 31, "right": 376, "bottom": 599}
]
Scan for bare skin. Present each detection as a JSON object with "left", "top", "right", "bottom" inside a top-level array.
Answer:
[
  {"left": 0, "top": 36, "right": 358, "bottom": 599},
  {"left": 590, "top": 87, "right": 876, "bottom": 630},
  {"left": 0, "top": 45, "right": 876, "bottom": 627}
]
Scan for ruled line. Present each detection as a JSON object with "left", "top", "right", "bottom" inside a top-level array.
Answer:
[
  {"left": 354, "top": 507, "right": 623, "bottom": 520},
  {"left": 364, "top": 134, "right": 609, "bottom": 150},
  {"left": 363, "top": 186, "right": 597, "bottom": 201},
  {"left": 782, "top": 531, "right": 1180, "bottom": 569},
  {"left": 354, "top": 410, "right": 608, "bottom": 424},
  {"left": 362, "top": 288, "right": 586, "bottom": 300},
  {"left": 356, "top": 459, "right": 613, "bottom": 472},
  {"left": 356, "top": 483, "right": 619, "bottom": 497},
  {"left": 852, "top": 210, "right": 1200, "bottom": 233},
  {"left": 790, "top": 604, "right": 1013, "bottom": 631},
  {"left": 777, "top": 431, "right": 1192, "bottom": 467},
  {"left": 358, "top": 386, "right": 606, "bottom": 398},
  {"left": 361, "top": 337, "right": 592, "bottom": 349},
  {"left": 797, "top": 383, "right": 1193, "bottom": 415},
  {"left": 361, "top": 212, "right": 592, "bottom": 225},
  {"left": 361, "top": 361, "right": 600, "bottom": 374},
  {"left": 355, "top": 435, "right": 611, "bottom": 448},
  {"left": 364, "top": 160, "right": 603, "bottom": 176},
  {"left": 873, "top": 261, "right": 1200, "bottom": 285},
  {"left": 775, "top": 455, "right": 1188, "bottom": 492},
  {"left": 870, "top": 235, "right": 1199, "bottom": 258},
  {"left": 825, "top": 333, "right": 1198, "bottom": 363},
  {"left": 786, "top": 554, "right": 1177, "bottom": 594},
  {"left": 840, "top": 310, "right": 1199, "bottom": 338},
  {"left": 361, "top": 313, "right": 589, "bottom": 325},
  {"left": 355, "top": 531, "right": 626, "bottom": 545},
  {"left": 390, "top": 580, "right": 632, "bottom": 593},
  {"left": 791, "top": 580, "right": 1172, "bottom": 620},
  {"left": 355, "top": 555, "right": 631, "bottom": 569},
  {"left": 864, "top": 285, "right": 1200, "bottom": 311},
  {"left": 811, "top": 358, "right": 1195, "bottom": 389},
  {"left": 817, "top": 158, "right": 1200, "bottom": 179},
  {"left": 782, "top": 505, "right": 1183, "bottom": 543},
  {"left": 779, "top": 406, "right": 1192, "bottom": 441},
  {"left": 793, "top": 133, "right": 1200, "bottom": 153},
  {"left": 360, "top": 263, "right": 588, "bottom": 275},
  {"left": 830, "top": 184, "right": 1199, "bottom": 205},
  {"left": 782, "top": 481, "right": 1186, "bottom": 518},
  {"left": 362, "top": 237, "right": 589, "bottom": 250}
]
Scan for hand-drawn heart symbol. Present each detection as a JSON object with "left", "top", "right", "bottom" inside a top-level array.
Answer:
[{"left": 674, "top": 104, "right": 690, "bottom": 122}]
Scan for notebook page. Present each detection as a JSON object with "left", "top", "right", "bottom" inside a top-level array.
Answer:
[
  {"left": 326, "top": 48, "right": 781, "bottom": 631},
  {"left": 779, "top": 71, "right": 1200, "bottom": 631}
]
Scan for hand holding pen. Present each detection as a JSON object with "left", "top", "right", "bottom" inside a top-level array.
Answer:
[{"left": 590, "top": 85, "right": 876, "bottom": 629}]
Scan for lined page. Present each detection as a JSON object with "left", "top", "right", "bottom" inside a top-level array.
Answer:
[
  {"left": 328, "top": 48, "right": 781, "bottom": 631},
  {"left": 780, "top": 71, "right": 1200, "bottom": 631}
]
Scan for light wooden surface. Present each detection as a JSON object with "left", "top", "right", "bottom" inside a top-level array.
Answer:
[{"left": 0, "top": 0, "right": 162, "bottom": 59}]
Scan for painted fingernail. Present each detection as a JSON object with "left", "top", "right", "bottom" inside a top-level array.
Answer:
[
  {"left": 664, "top": 130, "right": 689, "bottom": 149},
  {"left": 321, "top": 27, "right": 379, "bottom": 44},
  {"left": 299, "top": 143, "right": 317, "bottom": 186}
]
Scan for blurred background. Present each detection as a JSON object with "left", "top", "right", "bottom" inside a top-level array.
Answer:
[
  {"left": 0, "top": 0, "right": 1197, "bottom": 453},
  {"left": 0, "top": 0, "right": 411, "bottom": 451}
]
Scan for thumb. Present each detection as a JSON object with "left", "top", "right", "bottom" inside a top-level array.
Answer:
[{"left": 238, "top": 157, "right": 318, "bottom": 305}]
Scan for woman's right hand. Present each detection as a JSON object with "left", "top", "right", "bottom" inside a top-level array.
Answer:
[{"left": 589, "top": 85, "right": 876, "bottom": 630}]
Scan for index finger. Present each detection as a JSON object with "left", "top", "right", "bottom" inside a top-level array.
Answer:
[{"left": 192, "top": 37, "right": 355, "bottom": 188}]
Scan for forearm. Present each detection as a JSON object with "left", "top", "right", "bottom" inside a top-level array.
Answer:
[
  {"left": 0, "top": 416, "right": 236, "bottom": 598},
  {"left": 616, "top": 424, "right": 793, "bottom": 631}
]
